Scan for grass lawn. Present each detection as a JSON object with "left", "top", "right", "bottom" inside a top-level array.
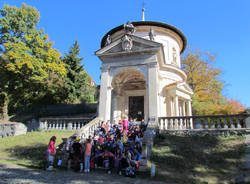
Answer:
[
  {"left": 150, "top": 133, "right": 247, "bottom": 184},
  {"left": 0, "top": 130, "right": 75, "bottom": 168},
  {"left": 0, "top": 130, "right": 247, "bottom": 184}
]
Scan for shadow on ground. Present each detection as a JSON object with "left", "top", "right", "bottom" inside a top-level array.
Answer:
[
  {"left": 5, "top": 143, "right": 47, "bottom": 168},
  {"left": 150, "top": 134, "right": 246, "bottom": 184}
]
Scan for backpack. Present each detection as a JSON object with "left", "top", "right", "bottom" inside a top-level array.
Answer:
[{"left": 125, "top": 166, "right": 135, "bottom": 177}]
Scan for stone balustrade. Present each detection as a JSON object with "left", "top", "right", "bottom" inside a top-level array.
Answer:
[
  {"left": 57, "top": 117, "right": 102, "bottom": 167},
  {"left": 38, "top": 117, "right": 93, "bottom": 131},
  {"left": 158, "top": 114, "right": 250, "bottom": 131},
  {"left": 75, "top": 117, "right": 102, "bottom": 140},
  {"left": 158, "top": 116, "right": 193, "bottom": 130}
]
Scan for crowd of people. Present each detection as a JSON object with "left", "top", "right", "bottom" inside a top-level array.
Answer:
[{"left": 46, "top": 119, "right": 147, "bottom": 177}]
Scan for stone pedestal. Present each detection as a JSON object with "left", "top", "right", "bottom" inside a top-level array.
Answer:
[
  {"left": 194, "top": 118, "right": 202, "bottom": 129},
  {"left": 246, "top": 116, "right": 250, "bottom": 128}
]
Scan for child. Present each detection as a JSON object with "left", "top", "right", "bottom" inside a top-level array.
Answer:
[
  {"left": 72, "top": 137, "right": 82, "bottom": 172},
  {"left": 97, "top": 149, "right": 115, "bottom": 174},
  {"left": 46, "top": 136, "right": 56, "bottom": 171},
  {"left": 115, "top": 148, "right": 125, "bottom": 175},
  {"left": 117, "top": 138, "right": 124, "bottom": 152},
  {"left": 84, "top": 139, "right": 92, "bottom": 173}
]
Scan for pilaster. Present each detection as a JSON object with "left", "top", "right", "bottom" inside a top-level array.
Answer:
[
  {"left": 98, "top": 66, "right": 112, "bottom": 121},
  {"left": 147, "top": 62, "right": 158, "bottom": 121}
]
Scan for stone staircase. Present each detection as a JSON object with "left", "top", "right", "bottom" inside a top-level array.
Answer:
[{"left": 57, "top": 117, "right": 156, "bottom": 173}]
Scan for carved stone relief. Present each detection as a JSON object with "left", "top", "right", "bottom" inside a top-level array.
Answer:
[{"left": 121, "top": 35, "right": 133, "bottom": 51}]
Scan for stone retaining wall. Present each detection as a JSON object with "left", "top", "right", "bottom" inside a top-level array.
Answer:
[{"left": 0, "top": 123, "right": 27, "bottom": 138}]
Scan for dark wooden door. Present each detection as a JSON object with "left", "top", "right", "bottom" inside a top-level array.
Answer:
[{"left": 129, "top": 96, "right": 144, "bottom": 121}]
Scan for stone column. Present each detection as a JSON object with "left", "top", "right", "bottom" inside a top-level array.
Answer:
[
  {"left": 159, "top": 92, "right": 166, "bottom": 117},
  {"left": 147, "top": 62, "right": 158, "bottom": 121},
  {"left": 158, "top": 83, "right": 166, "bottom": 117},
  {"left": 187, "top": 100, "right": 193, "bottom": 129},
  {"left": 110, "top": 90, "right": 115, "bottom": 123},
  {"left": 98, "top": 66, "right": 112, "bottom": 122},
  {"left": 174, "top": 96, "right": 179, "bottom": 116},
  {"left": 112, "top": 92, "right": 122, "bottom": 122},
  {"left": 183, "top": 101, "right": 186, "bottom": 116},
  {"left": 112, "top": 93, "right": 117, "bottom": 122},
  {"left": 169, "top": 97, "right": 174, "bottom": 116},
  {"left": 187, "top": 100, "right": 192, "bottom": 116},
  {"left": 179, "top": 101, "right": 183, "bottom": 116}
]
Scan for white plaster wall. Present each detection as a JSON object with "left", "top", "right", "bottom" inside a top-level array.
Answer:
[
  {"left": 134, "top": 31, "right": 181, "bottom": 67},
  {"left": 159, "top": 70, "right": 183, "bottom": 85}
]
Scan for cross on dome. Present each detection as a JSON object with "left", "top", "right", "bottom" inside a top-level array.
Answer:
[{"left": 142, "top": 2, "right": 145, "bottom": 21}]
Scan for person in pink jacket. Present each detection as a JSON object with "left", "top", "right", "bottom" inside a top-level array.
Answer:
[
  {"left": 46, "top": 136, "right": 56, "bottom": 171},
  {"left": 123, "top": 119, "right": 129, "bottom": 136}
]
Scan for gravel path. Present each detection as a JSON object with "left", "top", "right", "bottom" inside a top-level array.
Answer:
[{"left": 0, "top": 162, "right": 165, "bottom": 184}]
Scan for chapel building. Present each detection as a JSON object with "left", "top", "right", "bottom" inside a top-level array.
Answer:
[{"left": 95, "top": 20, "right": 193, "bottom": 122}]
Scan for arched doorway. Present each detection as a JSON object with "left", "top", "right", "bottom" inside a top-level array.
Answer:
[{"left": 111, "top": 68, "right": 146, "bottom": 121}]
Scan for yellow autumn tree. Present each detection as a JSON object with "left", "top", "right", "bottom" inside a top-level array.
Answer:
[
  {"left": 0, "top": 4, "right": 66, "bottom": 120},
  {"left": 182, "top": 48, "right": 245, "bottom": 115}
]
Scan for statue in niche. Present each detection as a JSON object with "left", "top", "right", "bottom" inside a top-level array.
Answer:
[
  {"left": 172, "top": 47, "right": 177, "bottom": 64},
  {"left": 121, "top": 35, "right": 133, "bottom": 51},
  {"left": 123, "top": 21, "right": 136, "bottom": 35},
  {"left": 105, "top": 35, "right": 112, "bottom": 46},
  {"left": 149, "top": 27, "right": 155, "bottom": 41}
]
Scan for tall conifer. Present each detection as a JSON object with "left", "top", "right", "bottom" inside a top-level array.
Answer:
[{"left": 63, "top": 41, "right": 95, "bottom": 103}]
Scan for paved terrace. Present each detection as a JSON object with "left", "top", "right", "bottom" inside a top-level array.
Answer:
[{"left": 0, "top": 162, "right": 165, "bottom": 184}]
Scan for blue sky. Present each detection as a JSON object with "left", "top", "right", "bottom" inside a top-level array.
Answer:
[{"left": 1, "top": 0, "right": 250, "bottom": 108}]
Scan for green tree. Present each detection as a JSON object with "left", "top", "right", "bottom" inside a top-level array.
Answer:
[
  {"left": 0, "top": 4, "right": 66, "bottom": 120},
  {"left": 63, "top": 41, "right": 96, "bottom": 103}
]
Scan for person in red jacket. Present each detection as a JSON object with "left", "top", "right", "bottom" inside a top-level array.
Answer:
[{"left": 46, "top": 136, "right": 56, "bottom": 171}]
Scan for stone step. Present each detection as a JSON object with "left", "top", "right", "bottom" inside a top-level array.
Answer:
[{"left": 138, "top": 159, "right": 148, "bottom": 172}]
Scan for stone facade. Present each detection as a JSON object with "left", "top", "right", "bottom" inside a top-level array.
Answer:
[{"left": 96, "top": 21, "right": 193, "bottom": 122}]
